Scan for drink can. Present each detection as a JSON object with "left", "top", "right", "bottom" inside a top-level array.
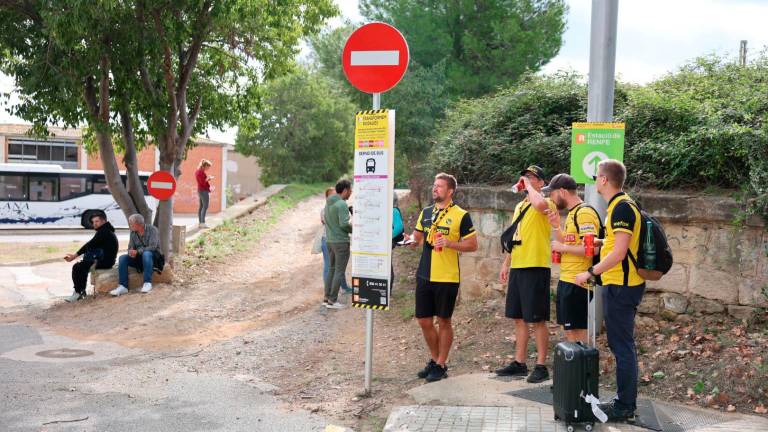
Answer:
[
  {"left": 551, "top": 250, "right": 561, "bottom": 263},
  {"left": 584, "top": 232, "right": 595, "bottom": 257},
  {"left": 511, "top": 179, "right": 525, "bottom": 193},
  {"left": 434, "top": 232, "right": 443, "bottom": 252}
]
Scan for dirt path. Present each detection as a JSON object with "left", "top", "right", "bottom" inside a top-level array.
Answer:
[{"left": 16, "top": 195, "right": 326, "bottom": 351}]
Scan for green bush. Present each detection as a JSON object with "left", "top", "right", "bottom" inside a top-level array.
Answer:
[{"left": 431, "top": 55, "right": 768, "bottom": 221}]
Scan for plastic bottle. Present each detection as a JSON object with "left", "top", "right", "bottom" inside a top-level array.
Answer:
[
  {"left": 644, "top": 220, "right": 656, "bottom": 269},
  {"left": 434, "top": 232, "right": 443, "bottom": 252}
]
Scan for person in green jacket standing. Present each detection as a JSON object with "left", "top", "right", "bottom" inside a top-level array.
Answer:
[{"left": 324, "top": 179, "right": 353, "bottom": 309}]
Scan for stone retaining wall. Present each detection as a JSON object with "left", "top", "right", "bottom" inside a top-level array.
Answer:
[{"left": 418, "top": 186, "right": 768, "bottom": 319}]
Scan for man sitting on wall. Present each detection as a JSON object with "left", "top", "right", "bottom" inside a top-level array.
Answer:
[
  {"left": 64, "top": 212, "right": 118, "bottom": 302},
  {"left": 110, "top": 214, "right": 161, "bottom": 296}
]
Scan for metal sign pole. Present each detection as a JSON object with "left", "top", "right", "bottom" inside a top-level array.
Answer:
[
  {"left": 586, "top": 0, "right": 619, "bottom": 332},
  {"left": 363, "top": 92, "right": 382, "bottom": 395}
]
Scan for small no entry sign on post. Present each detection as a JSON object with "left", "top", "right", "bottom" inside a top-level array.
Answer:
[
  {"left": 147, "top": 171, "right": 176, "bottom": 201},
  {"left": 342, "top": 22, "right": 409, "bottom": 94}
]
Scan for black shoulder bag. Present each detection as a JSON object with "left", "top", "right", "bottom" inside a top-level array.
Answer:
[{"left": 500, "top": 204, "right": 532, "bottom": 254}]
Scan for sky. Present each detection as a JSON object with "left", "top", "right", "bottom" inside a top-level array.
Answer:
[{"left": 2, "top": 0, "right": 767, "bottom": 143}]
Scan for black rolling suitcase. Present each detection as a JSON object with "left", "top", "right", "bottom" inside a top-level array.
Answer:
[{"left": 552, "top": 281, "right": 602, "bottom": 432}]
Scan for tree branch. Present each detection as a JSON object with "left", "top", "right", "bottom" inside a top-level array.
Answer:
[{"left": 152, "top": 8, "right": 179, "bottom": 157}]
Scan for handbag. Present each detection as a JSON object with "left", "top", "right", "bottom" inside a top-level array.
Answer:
[{"left": 500, "top": 203, "right": 532, "bottom": 253}]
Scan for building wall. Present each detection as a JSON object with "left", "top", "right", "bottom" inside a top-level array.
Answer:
[
  {"left": 174, "top": 144, "right": 225, "bottom": 214},
  {"left": 414, "top": 186, "right": 768, "bottom": 320},
  {"left": 86, "top": 146, "right": 157, "bottom": 172},
  {"left": 226, "top": 148, "right": 264, "bottom": 202},
  {"left": 0, "top": 124, "right": 229, "bottom": 215}
]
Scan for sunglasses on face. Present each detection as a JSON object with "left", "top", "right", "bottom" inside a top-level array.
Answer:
[{"left": 592, "top": 174, "right": 605, "bottom": 181}]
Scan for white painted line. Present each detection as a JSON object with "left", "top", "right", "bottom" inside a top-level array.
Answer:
[
  {"left": 150, "top": 181, "right": 174, "bottom": 189},
  {"left": 351, "top": 50, "right": 399, "bottom": 66}
]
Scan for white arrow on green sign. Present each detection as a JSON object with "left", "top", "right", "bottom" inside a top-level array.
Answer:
[{"left": 570, "top": 122, "right": 625, "bottom": 184}]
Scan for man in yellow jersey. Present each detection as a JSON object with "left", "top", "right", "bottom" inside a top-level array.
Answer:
[
  {"left": 496, "top": 165, "right": 557, "bottom": 384},
  {"left": 404, "top": 173, "right": 478, "bottom": 382},
  {"left": 575, "top": 159, "right": 645, "bottom": 423},
  {"left": 544, "top": 174, "right": 602, "bottom": 343}
]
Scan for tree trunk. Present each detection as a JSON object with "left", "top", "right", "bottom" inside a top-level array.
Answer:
[
  {"left": 120, "top": 107, "right": 152, "bottom": 222},
  {"left": 95, "top": 129, "right": 139, "bottom": 219}
]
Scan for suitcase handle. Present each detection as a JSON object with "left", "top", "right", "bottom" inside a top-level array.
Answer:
[{"left": 587, "top": 278, "right": 597, "bottom": 348}]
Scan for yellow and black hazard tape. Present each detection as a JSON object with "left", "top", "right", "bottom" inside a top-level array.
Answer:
[
  {"left": 356, "top": 109, "right": 388, "bottom": 115},
  {"left": 353, "top": 303, "right": 389, "bottom": 310}
]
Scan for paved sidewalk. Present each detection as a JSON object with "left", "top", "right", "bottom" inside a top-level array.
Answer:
[{"left": 384, "top": 373, "right": 768, "bottom": 432}]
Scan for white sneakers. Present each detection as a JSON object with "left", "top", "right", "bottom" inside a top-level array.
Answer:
[
  {"left": 325, "top": 302, "right": 345, "bottom": 309},
  {"left": 110, "top": 285, "right": 128, "bottom": 296},
  {"left": 109, "top": 283, "right": 152, "bottom": 296}
]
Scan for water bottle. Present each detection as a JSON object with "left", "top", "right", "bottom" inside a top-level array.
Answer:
[{"left": 644, "top": 220, "right": 656, "bottom": 269}]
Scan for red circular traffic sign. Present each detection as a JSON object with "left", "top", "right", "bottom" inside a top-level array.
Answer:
[
  {"left": 342, "top": 22, "right": 409, "bottom": 94},
  {"left": 147, "top": 171, "right": 176, "bottom": 201}
]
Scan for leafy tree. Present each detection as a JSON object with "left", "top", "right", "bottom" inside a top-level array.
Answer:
[
  {"left": 359, "top": 0, "right": 567, "bottom": 98},
  {"left": 308, "top": 24, "right": 450, "bottom": 190},
  {"left": 235, "top": 68, "right": 355, "bottom": 185},
  {"left": 0, "top": 0, "right": 336, "bottom": 256}
]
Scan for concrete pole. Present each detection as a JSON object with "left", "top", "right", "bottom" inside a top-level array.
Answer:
[
  {"left": 740, "top": 40, "right": 748, "bottom": 66},
  {"left": 586, "top": 0, "right": 619, "bottom": 333}
]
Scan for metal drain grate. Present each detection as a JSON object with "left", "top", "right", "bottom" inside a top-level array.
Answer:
[
  {"left": 653, "top": 401, "right": 729, "bottom": 432},
  {"left": 35, "top": 348, "right": 94, "bottom": 359}
]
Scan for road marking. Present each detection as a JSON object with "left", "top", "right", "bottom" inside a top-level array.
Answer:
[
  {"left": 350, "top": 50, "right": 399, "bottom": 66},
  {"left": 150, "top": 181, "right": 174, "bottom": 189}
]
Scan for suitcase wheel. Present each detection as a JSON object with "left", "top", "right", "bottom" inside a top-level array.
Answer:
[
  {"left": 566, "top": 425, "right": 574, "bottom": 432},
  {"left": 585, "top": 424, "right": 594, "bottom": 432}
]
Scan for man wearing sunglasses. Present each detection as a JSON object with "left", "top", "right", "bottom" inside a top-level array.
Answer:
[
  {"left": 496, "top": 165, "right": 558, "bottom": 384},
  {"left": 575, "top": 159, "right": 645, "bottom": 423}
]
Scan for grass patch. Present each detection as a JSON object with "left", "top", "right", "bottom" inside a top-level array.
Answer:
[
  {"left": 392, "top": 289, "right": 415, "bottom": 321},
  {"left": 182, "top": 183, "right": 325, "bottom": 265}
]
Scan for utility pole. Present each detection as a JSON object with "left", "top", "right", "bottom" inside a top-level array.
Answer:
[
  {"left": 740, "top": 40, "right": 748, "bottom": 66},
  {"left": 585, "top": 0, "right": 619, "bottom": 331}
]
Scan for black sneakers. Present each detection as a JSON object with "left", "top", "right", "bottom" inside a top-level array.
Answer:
[
  {"left": 417, "top": 359, "right": 437, "bottom": 379},
  {"left": 599, "top": 400, "right": 636, "bottom": 423},
  {"left": 495, "top": 361, "right": 528, "bottom": 377},
  {"left": 526, "top": 364, "right": 550, "bottom": 383},
  {"left": 425, "top": 363, "right": 448, "bottom": 382}
]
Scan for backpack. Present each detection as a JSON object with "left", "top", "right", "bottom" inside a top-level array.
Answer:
[
  {"left": 392, "top": 207, "right": 405, "bottom": 247},
  {"left": 500, "top": 204, "right": 532, "bottom": 253},
  {"left": 623, "top": 200, "right": 673, "bottom": 281}
]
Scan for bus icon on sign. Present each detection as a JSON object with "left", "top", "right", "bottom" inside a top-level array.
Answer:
[{"left": 366, "top": 158, "right": 376, "bottom": 173}]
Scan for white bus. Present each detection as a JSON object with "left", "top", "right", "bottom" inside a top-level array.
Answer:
[{"left": 0, "top": 163, "right": 158, "bottom": 228}]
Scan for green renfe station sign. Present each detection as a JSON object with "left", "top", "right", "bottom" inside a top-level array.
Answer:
[{"left": 570, "top": 122, "right": 625, "bottom": 184}]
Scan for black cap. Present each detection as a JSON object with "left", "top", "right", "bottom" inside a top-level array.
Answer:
[
  {"left": 520, "top": 165, "right": 545, "bottom": 180},
  {"left": 542, "top": 173, "right": 578, "bottom": 193}
]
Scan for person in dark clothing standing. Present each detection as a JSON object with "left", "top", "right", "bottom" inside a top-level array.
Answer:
[
  {"left": 64, "top": 213, "right": 119, "bottom": 302},
  {"left": 195, "top": 159, "right": 214, "bottom": 228}
]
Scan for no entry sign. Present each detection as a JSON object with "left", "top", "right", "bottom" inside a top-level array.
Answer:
[
  {"left": 147, "top": 171, "right": 176, "bottom": 201},
  {"left": 342, "top": 22, "right": 409, "bottom": 94}
]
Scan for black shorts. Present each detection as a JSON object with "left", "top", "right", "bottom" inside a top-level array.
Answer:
[
  {"left": 415, "top": 278, "right": 460, "bottom": 319},
  {"left": 505, "top": 267, "right": 551, "bottom": 323},
  {"left": 556, "top": 281, "right": 593, "bottom": 330}
]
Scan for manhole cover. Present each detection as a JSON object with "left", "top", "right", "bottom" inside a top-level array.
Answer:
[{"left": 35, "top": 348, "right": 94, "bottom": 359}]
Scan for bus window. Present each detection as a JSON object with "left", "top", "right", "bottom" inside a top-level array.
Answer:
[
  {"left": 0, "top": 175, "right": 26, "bottom": 200},
  {"left": 93, "top": 178, "right": 110, "bottom": 194},
  {"left": 60, "top": 176, "right": 88, "bottom": 200},
  {"left": 29, "top": 176, "right": 58, "bottom": 201}
]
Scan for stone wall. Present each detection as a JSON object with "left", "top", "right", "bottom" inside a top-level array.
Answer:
[{"left": 426, "top": 186, "right": 768, "bottom": 319}]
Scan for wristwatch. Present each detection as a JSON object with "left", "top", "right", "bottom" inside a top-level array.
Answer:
[{"left": 587, "top": 266, "right": 598, "bottom": 277}]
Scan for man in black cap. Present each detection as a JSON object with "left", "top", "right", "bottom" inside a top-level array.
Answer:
[
  {"left": 63, "top": 212, "right": 118, "bottom": 302},
  {"left": 496, "top": 165, "right": 557, "bottom": 383},
  {"left": 544, "top": 173, "right": 603, "bottom": 343}
]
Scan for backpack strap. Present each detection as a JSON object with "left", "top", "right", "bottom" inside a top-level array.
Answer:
[
  {"left": 573, "top": 204, "right": 604, "bottom": 238},
  {"left": 615, "top": 198, "right": 641, "bottom": 284}
]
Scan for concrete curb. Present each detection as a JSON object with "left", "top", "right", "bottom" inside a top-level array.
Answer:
[{"left": 0, "top": 185, "right": 288, "bottom": 268}]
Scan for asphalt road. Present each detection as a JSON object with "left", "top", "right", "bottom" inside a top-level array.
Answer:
[{"left": 0, "top": 322, "right": 329, "bottom": 431}]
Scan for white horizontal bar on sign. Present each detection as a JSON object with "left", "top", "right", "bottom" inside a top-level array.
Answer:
[
  {"left": 150, "top": 181, "right": 174, "bottom": 189},
  {"left": 350, "top": 50, "right": 399, "bottom": 66}
]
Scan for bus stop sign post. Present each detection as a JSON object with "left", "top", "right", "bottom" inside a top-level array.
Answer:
[{"left": 343, "top": 22, "right": 409, "bottom": 396}]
